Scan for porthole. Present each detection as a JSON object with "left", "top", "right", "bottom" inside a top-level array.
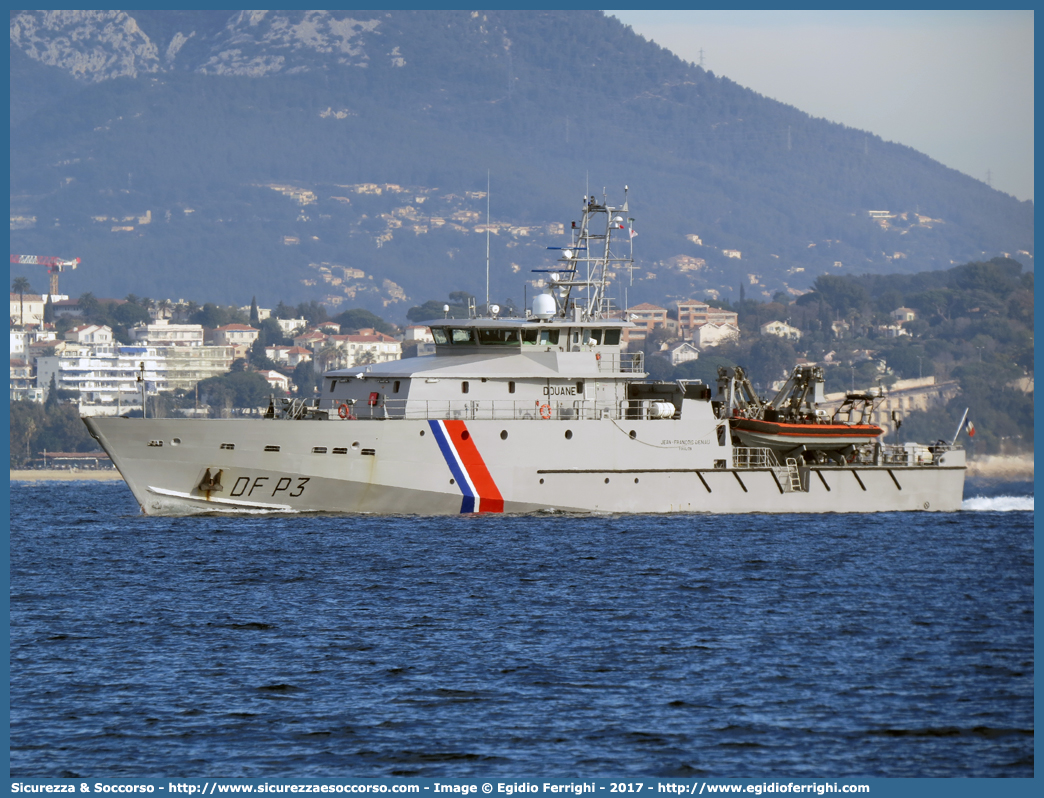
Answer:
[
  {"left": 450, "top": 478, "right": 456, "bottom": 485},
  {"left": 500, "top": 430, "right": 508, "bottom": 440},
  {"left": 419, "top": 429, "right": 425, "bottom": 436},
  {"left": 629, "top": 430, "right": 637, "bottom": 439},
  {"left": 462, "top": 381, "right": 469, "bottom": 394},
  {"left": 351, "top": 441, "right": 361, "bottom": 450},
  {"left": 171, "top": 438, "right": 181, "bottom": 446},
  {"left": 508, "top": 381, "right": 516, "bottom": 394},
  {"left": 634, "top": 478, "right": 640, "bottom": 484},
  {"left": 539, "top": 478, "right": 544, "bottom": 485},
  {"left": 460, "top": 430, "right": 470, "bottom": 441},
  {"left": 604, "top": 478, "right": 610, "bottom": 484},
  {"left": 565, "top": 430, "right": 573, "bottom": 440}
]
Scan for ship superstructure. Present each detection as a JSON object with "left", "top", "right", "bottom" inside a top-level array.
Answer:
[{"left": 84, "top": 190, "right": 966, "bottom": 515}]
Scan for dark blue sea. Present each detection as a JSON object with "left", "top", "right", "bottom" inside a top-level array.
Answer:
[{"left": 9, "top": 478, "right": 1033, "bottom": 779}]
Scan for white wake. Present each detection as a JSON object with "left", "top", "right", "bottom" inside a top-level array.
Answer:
[{"left": 962, "top": 495, "right": 1034, "bottom": 512}]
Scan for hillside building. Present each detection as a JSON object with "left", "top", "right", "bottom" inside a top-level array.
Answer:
[
  {"left": 693, "top": 322, "right": 739, "bottom": 348},
  {"left": 760, "top": 320, "right": 803, "bottom": 341},
  {"left": 9, "top": 293, "right": 47, "bottom": 327},
  {"left": 404, "top": 325, "right": 437, "bottom": 356},
  {"left": 9, "top": 358, "right": 39, "bottom": 402},
  {"left": 265, "top": 345, "right": 313, "bottom": 367},
  {"left": 29, "top": 322, "right": 236, "bottom": 414},
  {"left": 675, "top": 300, "right": 739, "bottom": 332},
  {"left": 129, "top": 319, "right": 205, "bottom": 347},
  {"left": 317, "top": 331, "right": 401, "bottom": 371},
  {"left": 209, "top": 323, "right": 260, "bottom": 358},
  {"left": 275, "top": 317, "right": 309, "bottom": 336},
  {"left": 666, "top": 341, "right": 700, "bottom": 366},
  {"left": 623, "top": 303, "right": 671, "bottom": 345}
]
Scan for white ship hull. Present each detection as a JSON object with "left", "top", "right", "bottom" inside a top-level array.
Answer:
[{"left": 85, "top": 416, "right": 966, "bottom": 516}]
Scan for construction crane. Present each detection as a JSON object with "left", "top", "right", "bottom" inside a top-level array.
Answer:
[{"left": 9, "top": 254, "right": 80, "bottom": 297}]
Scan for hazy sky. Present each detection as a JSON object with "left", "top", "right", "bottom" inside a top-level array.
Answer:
[{"left": 610, "top": 10, "right": 1034, "bottom": 202}]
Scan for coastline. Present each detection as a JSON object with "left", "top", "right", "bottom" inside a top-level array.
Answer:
[
  {"left": 11, "top": 469, "right": 124, "bottom": 482},
  {"left": 10, "top": 454, "right": 1033, "bottom": 484}
]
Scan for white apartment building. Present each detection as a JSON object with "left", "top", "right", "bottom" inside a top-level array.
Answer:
[
  {"left": 129, "top": 319, "right": 205, "bottom": 347},
  {"left": 66, "top": 324, "right": 115, "bottom": 346},
  {"left": 10, "top": 358, "right": 41, "bottom": 402},
  {"left": 275, "top": 317, "right": 309, "bottom": 336},
  {"left": 161, "top": 345, "right": 237, "bottom": 391},
  {"left": 210, "top": 324, "right": 260, "bottom": 359},
  {"left": 10, "top": 293, "right": 47, "bottom": 327},
  {"left": 35, "top": 324, "right": 235, "bottom": 414},
  {"left": 10, "top": 328, "right": 57, "bottom": 358},
  {"left": 315, "top": 331, "right": 401, "bottom": 371},
  {"left": 37, "top": 346, "right": 164, "bottom": 415},
  {"left": 404, "top": 325, "right": 437, "bottom": 356}
]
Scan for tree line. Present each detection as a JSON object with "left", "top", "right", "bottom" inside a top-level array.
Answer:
[{"left": 639, "top": 257, "right": 1033, "bottom": 455}]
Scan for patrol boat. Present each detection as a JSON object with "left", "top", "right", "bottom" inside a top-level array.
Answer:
[{"left": 83, "top": 189, "right": 966, "bottom": 515}]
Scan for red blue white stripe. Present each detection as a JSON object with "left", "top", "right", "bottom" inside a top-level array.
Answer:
[{"left": 428, "top": 420, "right": 504, "bottom": 513}]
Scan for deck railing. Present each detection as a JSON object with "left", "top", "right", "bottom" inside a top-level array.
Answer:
[
  {"left": 346, "top": 398, "right": 651, "bottom": 422},
  {"left": 596, "top": 351, "right": 644, "bottom": 374},
  {"left": 732, "top": 447, "right": 779, "bottom": 469},
  {"left": 282, "top": 396, "right": 680, "bottom": 423}
]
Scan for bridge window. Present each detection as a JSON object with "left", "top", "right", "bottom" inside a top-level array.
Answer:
[
  {"left": 603, "top": 329, "right": 621, "bottom": 346},
  {"left": 588, "top": 330, "right": 602, "bottom": 345},
  {"left": 450, "top": 328, "right": 474, "bottom": 344},
  {"left": 431, "top": 328, "right": 449, "bottom": 345},
  {"left": 540, "top": 330, "right": 560, "bottom": 345},
  {"left": 522, "top": 329, "right": 539, "bottom": 345},
  {"left": 477, "top": 328, "right": 520, "bottom": 346}
]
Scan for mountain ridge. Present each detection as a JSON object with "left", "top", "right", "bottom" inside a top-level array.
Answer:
[{"left": 9, "top": 10, "right": 1032, "bottom": 320}]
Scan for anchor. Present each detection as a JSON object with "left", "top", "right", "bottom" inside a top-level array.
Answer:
[{"left": 198, "top": 468, "right": 224, "bottom": 493}]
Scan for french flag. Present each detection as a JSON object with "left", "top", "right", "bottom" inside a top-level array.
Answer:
[{"left": 965, "top": 418, "right": 975, "bottom": 437}]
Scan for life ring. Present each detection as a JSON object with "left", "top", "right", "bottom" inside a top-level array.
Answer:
[
  {"left": 337, "top": 403, "right": 353, "bottom": 420},
  {"left": 539, "top": 404, "right": 552, "bottom": 420}
]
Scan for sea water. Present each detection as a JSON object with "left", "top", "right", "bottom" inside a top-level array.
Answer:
[{"left": 9, "top": 479, "right": 1033, "bottom": 778}]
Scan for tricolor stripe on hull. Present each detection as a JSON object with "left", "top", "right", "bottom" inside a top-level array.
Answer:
[{"left": 428, "top": 420, "right": 504, "bottom": 513}]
